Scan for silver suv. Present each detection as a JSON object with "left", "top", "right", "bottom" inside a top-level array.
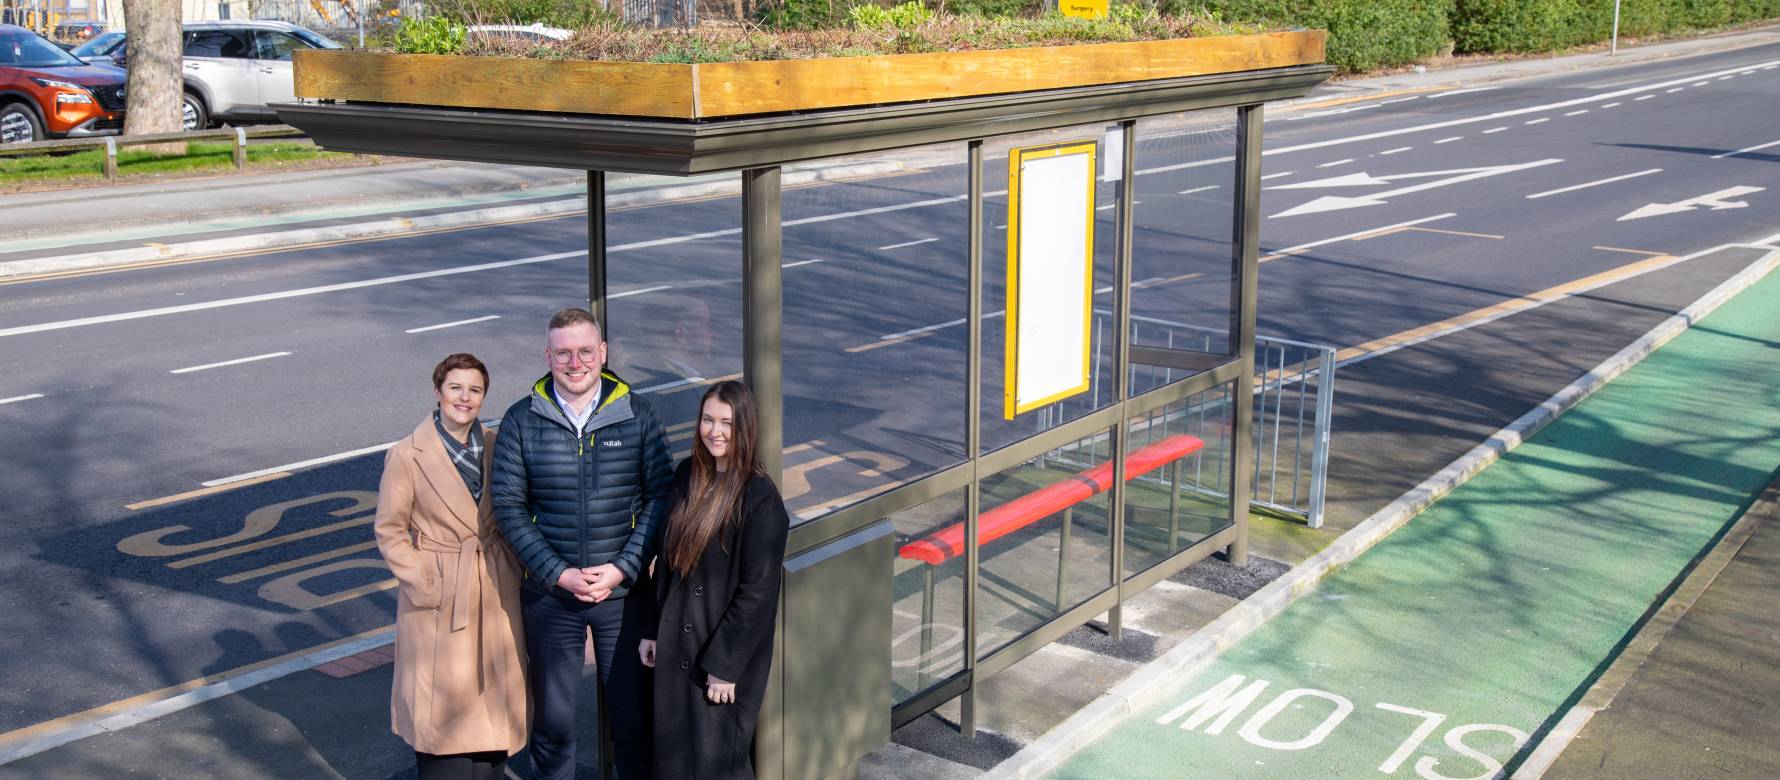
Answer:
[{"left": 178, "top": 21, "right": 340, "bottom": 130}]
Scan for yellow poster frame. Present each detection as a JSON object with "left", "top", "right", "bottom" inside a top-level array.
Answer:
[{"left": 1004, "top": 140, "right": 1098, "bottom": 420}]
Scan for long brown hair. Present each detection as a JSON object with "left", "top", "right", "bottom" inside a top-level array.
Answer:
[{"left": 664, "top": 380, "right": 761, "bottom": 577}]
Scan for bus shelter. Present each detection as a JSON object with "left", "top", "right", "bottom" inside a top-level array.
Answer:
[{"left": 280, "top": 34, "right": 1330, "bottom": 777}]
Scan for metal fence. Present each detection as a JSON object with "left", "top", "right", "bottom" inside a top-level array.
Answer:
[{"left": 1042, "top": 312, "right": 1336, "bottom": 528}]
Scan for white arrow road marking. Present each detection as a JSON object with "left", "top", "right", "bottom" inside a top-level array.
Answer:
[
  {"left": 1617, "top": 186, "right": 1765, "bottom": 222},
  {"left": 1270, "top": 159, "right": 1564, "bottom": 218}
]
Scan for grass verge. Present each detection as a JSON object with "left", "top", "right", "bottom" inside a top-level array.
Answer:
[{"left": 0, "top": 141, "right": 353, "bottom": 187}]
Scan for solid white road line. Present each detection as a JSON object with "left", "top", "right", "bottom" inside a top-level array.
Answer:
[
  {"left": 1379, "top": 147, "right": 1412, "bottom": 155},
  {"left": 0, "top": 250, "right": 587, "bottom": 340},
  {"left": 880, "top": 310, "right": 1007, "bottom": 341},
  {"left": 610, "top": 284, "right": 672, "bottom": 299},
  {"left": 781, "top": 258, "right": 825, "bottom": 268},
  {"left": 1428, "top": 87, "right": 1498, "bottom": 98},
  {"left": 0, "top": 393, "right": 44, "bottom": 405},
  {"left": 1178, "top": 186, "right": 1219, "bottom": 195},
  {"left": 878, "top": 237, "right": 940, "bottom": 250},
  {"left": 635, "top": 376, "right": 707, "bottom": 394},
  {"left": 405, "top": 315, "right": 499, "bottom": 334},
  {"left": 1261, "top": 213, "right": 1456, "bottom": 261},
  {"left": 1434, "top": 136, "right": 1463, "bottom": 144},
  {"left": 1712, "top": 139, "right": 1780, "bottom": 160},
  {"left": 204, "top": 441, "right": 396, "bottom": 486},
  {"left": 1095, "top": 204, "right": 1116, "bottom": 211},
  {"left": 1260, "top": 171, "right": 1295, "bottom": 180},
  {"left": 1260, "top": 58, "right": 1780, "bottom": 157},
  {"left": 169, "top": 352, "right": 290, "bottom": 375},
  {"left": 1317, "top": 158, "right": 1355, "bottom": 168},
  {"left": 1526, "top": 168, "right": 1663, "bottom": 199}
]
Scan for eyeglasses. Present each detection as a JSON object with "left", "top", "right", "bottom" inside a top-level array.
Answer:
[{"left": 550, "top": 348, "right": 600, "bottom": 366}]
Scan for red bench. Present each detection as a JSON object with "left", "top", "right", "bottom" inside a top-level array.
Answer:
[{"left": 898, "top": 434, "right": 1207, "bottom": 565}]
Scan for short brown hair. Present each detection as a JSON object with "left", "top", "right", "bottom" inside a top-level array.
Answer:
[
  {"left": 548, "top": 307, "right": 602, "bottom": 339},
  {"left": 432, "top": 353, "right": 489, "bottom": 391}
]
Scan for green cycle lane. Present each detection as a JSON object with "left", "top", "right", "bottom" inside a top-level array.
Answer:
[{"left": 1054, "top": 263, "right": 1780, "bottom": 780}]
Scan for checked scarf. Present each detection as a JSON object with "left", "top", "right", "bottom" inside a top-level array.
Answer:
[{"left": 434, "top": 409, "right": 485, "bottom": 502}]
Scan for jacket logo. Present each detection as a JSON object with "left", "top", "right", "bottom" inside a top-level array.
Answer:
[{"left": 600, "top": 439, "right": 623, "bottom": 448}]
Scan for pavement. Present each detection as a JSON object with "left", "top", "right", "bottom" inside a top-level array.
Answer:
[{"left": 3, "top": 23, "right": 1780, "bottom": 780}]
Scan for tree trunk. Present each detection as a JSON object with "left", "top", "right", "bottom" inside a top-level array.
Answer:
[{"left": 122, "top": 0, "right": 185, "bottom": 155}]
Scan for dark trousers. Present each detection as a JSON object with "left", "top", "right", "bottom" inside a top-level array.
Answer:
[
  {"left": 415, "top": 750, "right": 506, "bottom": 780},
  {"left": 522, "top": 587, "right": 652, "bottom": 780}
]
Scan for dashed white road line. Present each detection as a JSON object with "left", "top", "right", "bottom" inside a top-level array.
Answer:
[
  {"left": 204, "top": 441, "right": 396, "bottom": 487},
  {"left": 1718, "top": 75, "right": 1734, "bottom": 81},
  {"left": 405, "top": 315, "right": 499, "bottom": 334},
  {"left": 1483, "top": 127, "right": 1508, "bottom": 134},
  {"left": 1178, "top": 185, "right": 1220, "bottom": 195},
  {"left": 1095, "top": 204, "right": 1116, "bottom": 211},
  {"left": 0, "top": 393, "right": 44, "bottom": 405},
  {"left": 781, "top": 258, "right": 826, "bottom": 269},
  {"left": 1379, "top": 147, "right": 1413, "bottom": 156},
  {"left": 878, "top": 237, "right": 940, "bottom": 250},
  {"left": 1564, "top": 110, "right": 1589, "bottom": 116},
  {"left": 170, "top": 352, "right": 291, "bottom": 375},
  {"left": 1635, "top": 95, "right": 1656, "bottom": 101},
  {"left": 1434, "top": 136, "right": 1463, "bottom": 144},
  {"left": 1525, "top": 118, "right": 1550, "bottom": 125},
  {"left": 610, "top": 284, "right": 673, "bottom": 299},
  {"left": 1603, "top": 102, "right": 1622, "bottom": 108},
  {"left": 1692, "top": 81, "right": 1710, "bottom": 86},
  {"left": 1711, "top": 139, "right": 1780, "bottom": 160},
  {"left": 1526, "top": 168, "right": 1663, "bottom": 200},
  {"left": 1665, "top": 87, "right": 1684, "bottom": 93},
  {"left": 1260, "top": 213, "right": 1456, "bottom": 263},
  {"left": 1318, "top": 159, "right": 1355, "bottom": 168},
  {"left": 1260, "top": 171, "right": 1295, "bottom": 180}
]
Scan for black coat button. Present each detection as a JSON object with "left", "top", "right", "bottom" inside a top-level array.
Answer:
[
  {"left": 693, "top": 587, "right": 703, "bottom": 596},
  {"left": 682, "top": 624, "right": 693, "bottom": 633},
  {"left": 679, "top": 660, "right": 690, "bottom": 670}
]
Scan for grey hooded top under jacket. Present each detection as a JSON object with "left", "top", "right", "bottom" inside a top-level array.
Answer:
[{"left": 490, "top": 370, "right": 674, "bottom": 599}]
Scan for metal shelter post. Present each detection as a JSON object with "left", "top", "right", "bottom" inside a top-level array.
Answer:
[
  {"left": 1228, "top": 104, "right": 1264, "bottom": 567},
  {"left": 961, "top": 138, "right": 984, "bottom": 738},
  {"left": 587, "top": 172, "right": 608, "bottom": 334},
  {"left": 742, "top": 166, "right": 787, "bottom": 780},
  {"left": 1107, "top": 119, "right": 1136, "bottom": 639}
]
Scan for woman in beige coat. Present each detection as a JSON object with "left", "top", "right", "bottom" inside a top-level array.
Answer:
[{"left": 374, "top": 353, "right": 528, "bottom": 780}]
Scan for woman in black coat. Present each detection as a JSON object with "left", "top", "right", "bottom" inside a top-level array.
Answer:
[{"left": 639, "top": 380, "right": 789, "bottom": 780}]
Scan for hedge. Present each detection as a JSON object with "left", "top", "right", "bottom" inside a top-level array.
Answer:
[
  {"left": 1454, "top": 0, "right": 1780, "bottom": 54},
  {"left": 1179, "top": 0, "right": 1455, "bottom": 72}
]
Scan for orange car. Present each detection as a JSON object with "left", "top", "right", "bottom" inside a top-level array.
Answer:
[{"left": 0, "top": 23, "right": 126, "bottom": 144}]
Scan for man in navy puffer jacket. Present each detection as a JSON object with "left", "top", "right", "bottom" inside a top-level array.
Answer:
[{"left": 492, "top": 307, "right": 673, "bottom": 780}]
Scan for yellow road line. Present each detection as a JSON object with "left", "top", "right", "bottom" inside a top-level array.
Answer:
[
  {"left": 0, "top": 624, "right": 393, "bottom": 751},
  {"left": 217, "top": 541, "right": 378, "bottom": 585},
  {"left": 1283, "top": 86, "right": 1450, "bottom": 112},
  {"left": 125, "top": 471, "right": 292, "bottom": 511},
  {"left": 168, "top": 515, "right": 373, "bottom": 570},
  {"left": 1334, "top": 252, "right": 1679, "bottom": 363}
]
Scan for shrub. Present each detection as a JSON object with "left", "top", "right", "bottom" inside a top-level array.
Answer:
[
  {"left": 849, "top": 0, "right": 936, "bottom": 29},
  {"left": 392, "top": 16, "right": 466, "bottom": 53}
]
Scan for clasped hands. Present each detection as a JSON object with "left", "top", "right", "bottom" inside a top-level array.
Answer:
[{"left": 556, "top": 563, "right": 625, "bottom": 602}]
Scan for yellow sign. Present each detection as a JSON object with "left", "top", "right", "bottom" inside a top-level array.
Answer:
[
  {"left": 1061, "top": 0, "right": 1109, "bottom": 20},
  {"left": 1004, "top": 140, "right": 1097, "bottom": 420}
]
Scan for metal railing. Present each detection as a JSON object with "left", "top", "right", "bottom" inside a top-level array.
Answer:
[
  {"left": 0, "top": 124, "right": 309, "bottom": 180},
  {"left": 1041, "top": 312, "right": 1336, "bottom": 528}
]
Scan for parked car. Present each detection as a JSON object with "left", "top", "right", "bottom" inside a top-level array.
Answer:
[
  {"left": 53, "top": 20, "right": 107, "bottom": 43},
  {"left": 0, "top": 24, "right": 126, "bottom": 144},
  {"left": 178, "top": 21, "right": 341, "bottom": 130},
  {"left": 69, "top": 29, "right": 125, "bottom": 66},
  {"left": 107, "top": 20, "right": 342, "bottom": 131}
]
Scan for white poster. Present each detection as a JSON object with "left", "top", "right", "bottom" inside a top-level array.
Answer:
[{"left": 1005, "top": 141, "right": 1096, "bottom": 419}]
